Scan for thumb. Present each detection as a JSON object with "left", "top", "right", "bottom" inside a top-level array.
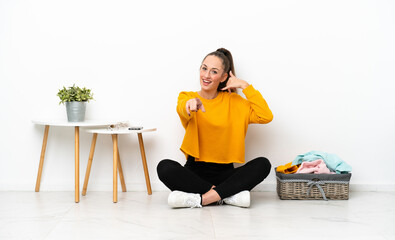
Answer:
[
  {"left": 221, "top": 86, "right": 229, "bottom": 91},
  {"left": 229, "top": 71, "right": 235, "bottom": 78}
]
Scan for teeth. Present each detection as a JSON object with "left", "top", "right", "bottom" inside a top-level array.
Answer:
[{"left": 203, "top": 80, "right": 211, "bottom": 83}]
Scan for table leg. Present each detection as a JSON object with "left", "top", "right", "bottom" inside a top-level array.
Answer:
[
  {"left": 112, "top": 134, "right": 118, "bottom": 203},
  {"left": 137, "top": 133, "right": 152, "bottom": 195},
  {"left": 82, "top": 133, "right": 98, "bottom": 196},
  {"left": 117, "top": 148, "right": 127, "bottom": 192},
  {"left": 35, "top": 125, "right": 50, "bottom": 192},
  {"left": 75, "top": 126, "right": 80, "bottom": 203}
]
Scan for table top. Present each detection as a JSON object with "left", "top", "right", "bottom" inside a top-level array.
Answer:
[
  {"left": 87, "top": 127, "right": 157, "bottom": 134},
  {"left": 32, "top": 119, "right": 127, "bottom": 127}
]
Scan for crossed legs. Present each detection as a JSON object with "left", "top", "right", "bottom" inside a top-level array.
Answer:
[{"left": 157, "top": 157, "right": 271, "bottom": 206}]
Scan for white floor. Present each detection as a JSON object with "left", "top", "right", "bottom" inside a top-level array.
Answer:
[{"left": 0, "top": 191, "right": 394, "bottom": 240}]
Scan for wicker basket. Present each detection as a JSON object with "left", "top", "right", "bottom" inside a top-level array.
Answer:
[{"left": 276, "top": 169, "right": 351, "bottom": 200}]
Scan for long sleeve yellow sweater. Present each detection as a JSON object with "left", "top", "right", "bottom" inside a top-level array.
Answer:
[{"left": 177, "top": 85, "right": 273, "bottom": 164}]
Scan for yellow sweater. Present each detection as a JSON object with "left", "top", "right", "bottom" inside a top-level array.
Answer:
[{"left": 177, "top": 85, "right": 273, "bottom": 164}]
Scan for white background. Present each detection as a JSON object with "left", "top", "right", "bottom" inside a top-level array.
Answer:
[{"left": 1, "top": 0, "right": 394, "bottom": 191}]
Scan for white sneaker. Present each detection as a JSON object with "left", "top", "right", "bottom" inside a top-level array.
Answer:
[
  {"left": 223, "top": 191, "right": 250, "bottom": 208},
  {"left": 168, "top": 191, "right": 202, "bottom": 208}
]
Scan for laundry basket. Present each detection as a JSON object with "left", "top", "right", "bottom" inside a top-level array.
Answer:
[{"left": 275, "top": 169, "right": 351, "bottom": 200}]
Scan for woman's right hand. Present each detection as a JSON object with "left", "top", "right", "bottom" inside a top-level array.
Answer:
[{"left": 186, "top": 98, "right": 205, "bottom": 116}]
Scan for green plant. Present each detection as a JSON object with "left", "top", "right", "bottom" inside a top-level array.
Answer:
[{"left": 57, "top": 84, "right": 94, "bottom": 104}]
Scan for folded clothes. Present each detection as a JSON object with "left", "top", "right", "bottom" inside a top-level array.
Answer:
[
  {"left": 296, "top": 159, "right": 334, "bottom": 174},
  {"left": 292, "top": 151, "right": 352, "bottom": 174},
  {"left": 276, "top": 162, "right": 300, "bottom": 174}
]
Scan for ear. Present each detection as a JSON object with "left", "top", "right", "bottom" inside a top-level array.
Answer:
[{"left": 220, "top": 72, "right": 228, "bottom": 83}]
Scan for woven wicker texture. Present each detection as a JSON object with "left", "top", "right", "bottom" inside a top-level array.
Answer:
[
  {"left": 276, "top": 179, "right": 349, "bottom": 200},
  {"left": 275, "top": 169, "right": 351, "bottom": 200}
]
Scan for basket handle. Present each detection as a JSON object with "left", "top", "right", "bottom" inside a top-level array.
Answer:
[{"left": 307, "top": 180, "right": 327, "bottom": 201}]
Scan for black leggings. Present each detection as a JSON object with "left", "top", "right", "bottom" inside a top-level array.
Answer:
[{"left": 156, "top": 156, "right": 271, "bottom": 199}]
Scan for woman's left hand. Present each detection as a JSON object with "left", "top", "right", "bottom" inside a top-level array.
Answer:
[{"left": 221, "top": 71, "right": 250, "bottom": 93}]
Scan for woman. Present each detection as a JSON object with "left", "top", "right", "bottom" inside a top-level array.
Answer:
[{"left": 157, "top": 48, "right": 273, "bottom": 208}]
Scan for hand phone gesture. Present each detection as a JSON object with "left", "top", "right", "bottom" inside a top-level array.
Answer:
[{"left": 221, "top": 71, "right": 250, "bottom": 93}]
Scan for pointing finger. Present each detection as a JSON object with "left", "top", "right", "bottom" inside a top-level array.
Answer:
[
  {"left": 195, "top": 98, "right": 205, "bottom": 112},
  {"left": 200, "top": 103, "right": 206, "bottom": 113}
]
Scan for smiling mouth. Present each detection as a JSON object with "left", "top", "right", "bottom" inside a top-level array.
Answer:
[{"left": 202, "top": 79, "right": 212, "bottom": 84}]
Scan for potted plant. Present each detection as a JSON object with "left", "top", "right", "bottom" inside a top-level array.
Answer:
[{"left": 57, "top": 84, "right": 94, "bottom": 122}]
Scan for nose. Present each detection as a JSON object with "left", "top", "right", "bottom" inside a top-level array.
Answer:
[{"left": 204, "top": 70, "right": 210, "bottom": 78}]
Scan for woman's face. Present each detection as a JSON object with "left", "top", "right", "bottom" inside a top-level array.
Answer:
[{"left": 199, "top": 55, "right": 228, "bottom": 92}]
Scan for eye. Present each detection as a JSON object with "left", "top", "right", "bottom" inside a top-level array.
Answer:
[
  {"left": 211, "top": 70, "right": 218, "bottom": 75},
  {"left": 201, "top": 66, "right": 207, "bottom": 71}
]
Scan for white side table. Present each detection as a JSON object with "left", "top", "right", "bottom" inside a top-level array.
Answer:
[
  {"left": 83, "top": 128, "right": 156, "bottom": 203},
  {"left": 32, "top": 120, "right": 123, "bottom": 202}
]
